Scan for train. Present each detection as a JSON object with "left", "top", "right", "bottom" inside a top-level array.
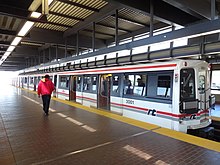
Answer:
[{"left": 14, "top": 59, "right": 215, "bottom": 133}]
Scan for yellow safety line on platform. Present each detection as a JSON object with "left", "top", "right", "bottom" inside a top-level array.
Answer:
[
  {"left": 21, "top": 88, "right": 220, "bottom": 153},
  {"left": 211, "top": 116, "right": 220, "bottom": 122},
  {"left": 153, "top": 127, "right": 220, "bottom": 153},
  {"left": 52, "top": 97, "right": 159, "bottom": 131}
]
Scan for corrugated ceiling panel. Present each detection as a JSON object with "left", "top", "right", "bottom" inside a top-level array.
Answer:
[
  {"left": 101, "top": 16, "right": 141, "bottom": 32},
  {"left": 35, "top": 23, "right": 68, "bottom": 31},
  {"left": 47, "top": 15, "right": 78, "bottom": 26},
  {"left": 119, "top": 8, "right": 159, "bottom": 25},
  {"left": 51, "top": 2, "right": 93, "bottom": 19},
  {"left": 71, "top": 0, "right": 108, "bottom": 8},
  {"left": 119, "top": 8, "right": 150, "bottom": 24},
  {"left": 35, "top": 0, "right": 108, "bottom": 32}
]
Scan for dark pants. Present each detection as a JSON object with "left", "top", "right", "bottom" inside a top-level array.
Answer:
[{"left": 42, "top": 95, "right": 51, "bottom": 114}]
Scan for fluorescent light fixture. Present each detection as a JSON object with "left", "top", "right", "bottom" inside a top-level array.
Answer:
[
  {"left": 11, "top": 37, "right": 22, "bottom": 46},
  {"left": 18, "top": 21, "right": 34, "bottom": 37},
  {"left": 7, "top": 46, "right": 16, "bottom": 52},
  {"left": 3, "top": 52, "right": 11, "bottom": 57},
  {"left": 30, "top": 12, "right": 41, "bottom": 18}
]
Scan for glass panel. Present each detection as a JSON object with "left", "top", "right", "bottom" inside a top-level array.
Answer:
[
  {"left": 157, "top": 75, "right": 171, "bottom": 97},
  {"left": 76, "top": 76, "right": 82, "bottom": 91},
  {"left": 124, "top": 75, "right": 134, "bottom": 95},
  {"left": 123, "top": 74, "right": 147, "bottom": 96},
  {"left": 83, "top": 76, "right": 91, "bottom": 91},
  {"left": 211, "top": 70, "right": 220, "bottom": 94},
  {"left": 180, "top": 68, "right": 195, "bottom": 101},
  {"left": 112, "top": 75, "right": 120, "bottom": 95},
  {"left": 30, "top": 77, "right": 34, "bottom": 84},
  {"left": 91, "top": 76, "right": 97, "bottom": 91}
]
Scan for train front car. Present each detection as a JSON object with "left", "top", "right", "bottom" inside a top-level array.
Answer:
[{"left": 177, "top": 60, "right": 213, "bottom": 133}]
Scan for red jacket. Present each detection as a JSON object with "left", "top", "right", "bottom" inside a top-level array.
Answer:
[{"left": 37, "top": 78, "right": 55, "bottom": 96}]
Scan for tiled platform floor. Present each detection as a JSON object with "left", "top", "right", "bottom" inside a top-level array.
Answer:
[{"left": 0, "top": 85, "right": 220, "bottom": 165}]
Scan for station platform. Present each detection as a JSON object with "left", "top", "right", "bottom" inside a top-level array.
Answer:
[{"left": 1, "top": 85, "right": 220, "bottom": 165}]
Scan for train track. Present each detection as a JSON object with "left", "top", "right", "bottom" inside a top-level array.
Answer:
[{"left": 187, "top": 120, "right": 220, "bottom": 142}]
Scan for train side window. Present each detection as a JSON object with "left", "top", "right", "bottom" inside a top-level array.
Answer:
[
  {"left": 24, "top": 77, "right": 27, "bottom": 83},
  {"left": 91, "top": 76, "right": 97, "bottom": 92},
  {"left": 76, "top": 76, "right": 82, "bottom": 91},
  {"left": 112, "top": 75, "right": 120, "bottom": 95},
  {"left": 198, "top": 75, "right": 205, "bottom": 91},
  {"left": 180, "top": 68, "right": 195, "bottom": 101},
  {"left": 123, "top": 74, "right": 146, "bottom": 96},
  {"left": 124, "top": 75, "right": 134, "bottom": 95},
  {"left": 30, "top": 77, "right": 34, "bottom": 84},
  {"left": 134, "top": 75, "right": 146, "bottom": 96},
  {"left": 157, "top": 75, "right": 171, "bottom": 97},
  {"left": 59, "top": 76, "right": 69, "bottom": 89},
  {"left": 83, "top": 76, "right": 91, "bottom": 92},
  {"left": 147, "top": 71, "right": 173, "bottom": 99}
]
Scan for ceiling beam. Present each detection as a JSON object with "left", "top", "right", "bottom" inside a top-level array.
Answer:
[
  {"left": 0, "top": 29, "right": 17, "bottom": 36},
  {"left": 111, "top": 15, "right": 147, "bottom": 27},
  {"left": 64, "top": 3, "right": 122, "bottom": 37},
  {"left": 82, "top": 29, "right": 115, "bottom": 37},
  {"left": 162, "top": 0, "right": 212, "bottom": 20},
  {"left": 106, "top": 22, "right": 167, "bottom": 44},
  {"left": 0, "top": 47, "right": 7, "bottom": 52},
  {"left": 58, "top": 0, "right": 99, "bottom": 12},
  {"left": 60, "top": 18, "right": 220, "bottom": 65},
  {"left": 105, "top": 0, "right": 200, "bottom": 26},
  {"left": 96, "top": 23, "right": 131, "bottom": 33},
  {"left": 0, "top": 41, "right": 10, "bottom": 46},
  {"left": 0, "top": 5, "right": 30, "bottom": 19}
]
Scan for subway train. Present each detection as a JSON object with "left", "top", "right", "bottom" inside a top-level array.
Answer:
[{"left": 15, "top": 59, "right": 215, "bottom": 133}]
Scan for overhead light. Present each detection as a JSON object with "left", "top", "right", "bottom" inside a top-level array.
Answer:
[
  {"left": 11, "top": 37, "right": 22, "bottom": 46},
  {"left": 3, "top": 52, "right": 11, "bottom": 57},
  {"left": 7, "top": 46, "right": 16, "bottom": 52},
  {"left": 30, "top": 12, "right": 41, "bottom": 18},
  {"left": 18, "top": 21, "right": 35, "bottom": 37}
]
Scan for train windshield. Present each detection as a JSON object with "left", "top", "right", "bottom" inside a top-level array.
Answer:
[{"left": 180, "top": 68, "right": 196, "bottom": 101}]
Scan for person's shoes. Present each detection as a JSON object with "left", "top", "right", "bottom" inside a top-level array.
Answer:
[{"left": 44, "top": 112, "right": 49, "bottom": 116}]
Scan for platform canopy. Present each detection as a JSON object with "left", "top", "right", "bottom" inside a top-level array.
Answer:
[{"left": 0, "top": 0, "right": 219, "bottom": 71}]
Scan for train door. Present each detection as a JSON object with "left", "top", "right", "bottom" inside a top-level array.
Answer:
[
  {"left": 34, "top": 77, "right": 37, "bottom": 91},
  {"left": 53, "top": 75, "right": 57, "bottom": 97},
  {"left": 98, "top": 74, "right": 111, "bottom": 110},
  {"left": 198, "top": 69, "right": 212, "bottom": 112},
  {"left": 70, "top": 76, "right": 77, "bottom": 101},
  {"left": 21, "top": 77, "right": 24, "bottom": 88},
  {"left": 180, "top": 68, "right": 198, "bottom": 114}
]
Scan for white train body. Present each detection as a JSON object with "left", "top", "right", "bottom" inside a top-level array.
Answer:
[{"left": 18, "top": 59, "right": 214, "bottom": 133}]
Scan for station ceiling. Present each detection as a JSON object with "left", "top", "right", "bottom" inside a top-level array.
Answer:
[{"left": 0, "top": 0, "right": 219, "bottom": 71}]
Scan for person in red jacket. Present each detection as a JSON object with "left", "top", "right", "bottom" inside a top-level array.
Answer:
[{"left": 38, "top": 74, "right": 55, "bottom": 116}]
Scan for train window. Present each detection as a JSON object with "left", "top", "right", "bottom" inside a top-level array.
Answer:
[
  {"left": 124, "top": 75, "right": 134, "bottom": 95},
  {"left": 112, "top": 75, "right": 120, "bottom": 95},
  {"left": 83, "top": 76, "right": 91, "bottom": 91},
  {"left": 91, "top": 76, "right": 97, "bottom": 92},
  {"left": 199, "top": 75, "right": 205, "bottom": 90},
  {"left": 123, "top": 74, "right": 146, "bottom": 96},
  {"left": 76, "top": 76, "right": 82, "bottom": 91},
  {"left": 180, "top": 68, "right": 195, "bottom": 101},
  {"left": 157, "top": 76, "right": 171, "bottom": 97},
  {"left": 59, "top": 76, "right": 69, "bottom": 89},
  {"left": 24, "top": 77, "right": 28, "bottom": 83},
  {"left": 30, "top": 77, "right": 34, "bottom": 84}
]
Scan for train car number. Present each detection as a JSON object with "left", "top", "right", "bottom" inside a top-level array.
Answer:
[{"left": 126, "top": 99, "right": 134, "bottom": 104}]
